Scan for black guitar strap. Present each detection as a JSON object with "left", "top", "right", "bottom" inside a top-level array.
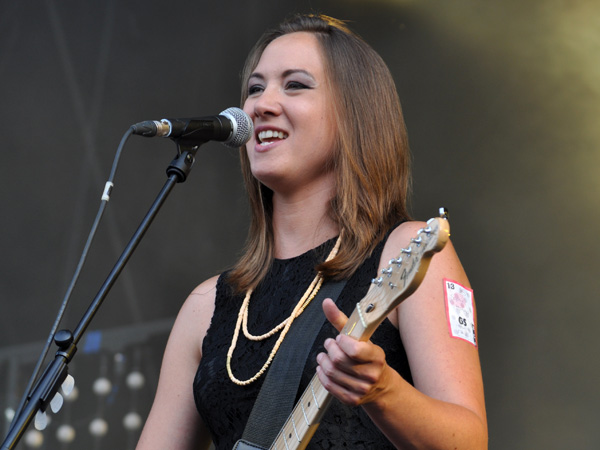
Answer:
[{"left": 234, "top": 278, "right": 348, "bottom": 450}]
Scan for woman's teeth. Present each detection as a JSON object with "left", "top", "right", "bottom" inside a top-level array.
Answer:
[{"left": 258, "top": 130, "right": 288, "bottom": 144}]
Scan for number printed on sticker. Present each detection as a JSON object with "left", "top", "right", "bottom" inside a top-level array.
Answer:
[{"left": 443, "top": 279, "right": 477, "bottom": 347}]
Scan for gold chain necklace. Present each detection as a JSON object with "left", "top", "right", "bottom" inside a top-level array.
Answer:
[{"left": 226, "top": 236, "right": 341, "bottom": 386}]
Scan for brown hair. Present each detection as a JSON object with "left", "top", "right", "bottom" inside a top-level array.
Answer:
[{"left": 228, "top": 14, "right": 411, "bottom": 293}]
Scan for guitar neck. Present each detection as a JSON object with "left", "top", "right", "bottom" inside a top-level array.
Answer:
[
  {"left": 268, "top": 293, "right": 382, "bottom": 450},
  {"left": 269, "top": 374, "right": 330, "bottom": 450}
]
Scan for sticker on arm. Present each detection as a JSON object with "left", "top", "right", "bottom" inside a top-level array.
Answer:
[{"left": 443, "top": 279, "right": 477, "bottom": 347}]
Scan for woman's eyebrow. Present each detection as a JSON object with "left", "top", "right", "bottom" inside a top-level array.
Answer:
[{"left": 248, "top": 68, "right": 316, "bottom": 82}]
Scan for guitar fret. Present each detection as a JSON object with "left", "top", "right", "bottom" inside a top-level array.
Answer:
[
  {"left": 300, "top": 398, "right": 310, "bottom": 425},
  {"left": 310, "top": 380, "right": 320, "bottom": 409},
  {"left": 283, "top": 431, "right": 290, "bottom": 450},
  {"left": 292, "top": 416, "right": 300, "bottom": 442}
]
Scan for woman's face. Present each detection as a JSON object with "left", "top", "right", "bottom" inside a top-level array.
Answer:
[{"left": 243, "top": 32, "right": 337, "bottom": 197}]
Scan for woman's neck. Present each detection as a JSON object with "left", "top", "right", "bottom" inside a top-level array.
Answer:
[{"left": 271, "top": 186, "right": 338, "bottom": 259}]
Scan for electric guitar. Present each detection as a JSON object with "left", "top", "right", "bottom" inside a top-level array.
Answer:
[{"left": 268, "top": 214, "right": 450, "bottom": 450}]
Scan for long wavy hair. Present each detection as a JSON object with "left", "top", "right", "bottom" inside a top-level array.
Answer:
[{"left": 227, "top": 14, "right": 411, "bottom": 293}]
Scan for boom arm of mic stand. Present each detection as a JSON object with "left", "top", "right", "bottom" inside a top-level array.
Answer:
[{"left": 1, "top": 146, "right": 198, "bottom": 450}]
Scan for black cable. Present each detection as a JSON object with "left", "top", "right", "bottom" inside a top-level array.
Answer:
[{"left": 8, "top": 127, "right": 134, "bottom": 433}]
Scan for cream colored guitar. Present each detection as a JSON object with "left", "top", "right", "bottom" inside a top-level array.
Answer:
[{"left": 268, "top": 214, "right": 450, "bottom": 450}]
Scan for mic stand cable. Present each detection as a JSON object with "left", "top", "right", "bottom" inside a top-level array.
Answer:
[
  {"left": 6, "top": 127, "right": 132, "bottom": 437},
  {"left": 2, "top": 131, "right": 198, "bottom": 449}
]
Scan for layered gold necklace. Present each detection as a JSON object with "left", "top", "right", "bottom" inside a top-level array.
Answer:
[{"left": 226, "top": 236, "right": 342, "bottom": 386}]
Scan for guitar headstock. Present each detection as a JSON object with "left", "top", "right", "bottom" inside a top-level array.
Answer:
[{"left": 349, "top": 211, "right": 450, "bottom": 338}]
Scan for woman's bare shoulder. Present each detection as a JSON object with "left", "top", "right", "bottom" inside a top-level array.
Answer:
[{"left": 171, "top": 275, "right": 220, "bottom": 358}]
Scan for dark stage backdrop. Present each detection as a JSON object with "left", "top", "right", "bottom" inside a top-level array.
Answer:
[{"left": 1, "top": 0, "right": 598, "bottom": 449}]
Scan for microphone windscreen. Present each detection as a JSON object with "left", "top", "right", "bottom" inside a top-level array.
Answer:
[{"left": 220, "top": 107, "right": 254, "bottom": 148}]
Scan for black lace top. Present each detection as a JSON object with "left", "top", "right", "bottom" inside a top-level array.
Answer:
[{"left": 193, "top": 236, "right": 413, "bottom": 449}]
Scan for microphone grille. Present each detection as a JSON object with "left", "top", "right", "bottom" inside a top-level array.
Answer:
[{"left": 220, "top": 107, "right": 254, "bottom": 148}]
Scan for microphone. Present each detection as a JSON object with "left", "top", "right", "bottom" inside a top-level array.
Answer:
[{"left": 131, "top": 107, "right": 253, "bottom": 148}]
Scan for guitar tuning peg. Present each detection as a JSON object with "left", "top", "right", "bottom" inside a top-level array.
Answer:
[
  {"left": 62, "top": 374, "right": 75, "bottom": 396},
  {"left": 389, "top": 257, "right": 402, "bottom": 266},
  {"left": 371, "top": 277, "right": 384, "bottom": 287},
  {"left": 420, "top": 226, "right": 432, "bottom": 235},
  {"left": 50, "top": 392, "right": 64, "bottom": 414},
  {"left": 34, "top": 410, "right": 48, "bottom": 431},
  {"left": 439, "top": 207, "right": 449, "bottom": 220},
  {"left": 381, "top": 267, "right": 393, "bottom": 277}
]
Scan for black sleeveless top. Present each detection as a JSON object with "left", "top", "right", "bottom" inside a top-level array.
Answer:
[{"left": 193, "top": 236, "right": 413, "bottom": 449}]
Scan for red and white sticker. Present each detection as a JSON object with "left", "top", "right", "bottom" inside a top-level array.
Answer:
[{"left": 443, "top": 279, "right": 477, "bottom": 347}]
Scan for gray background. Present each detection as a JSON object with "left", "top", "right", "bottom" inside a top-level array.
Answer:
[{"left": 1, "top": 0, "right": 598, "bottom": 448}]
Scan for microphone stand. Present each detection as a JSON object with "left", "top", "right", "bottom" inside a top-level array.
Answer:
[{"left": 1, "top": 146, "right": 198, "bottom": 450}]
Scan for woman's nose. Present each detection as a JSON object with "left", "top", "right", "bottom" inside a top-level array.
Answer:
[{"left": 253, "top": 86, "right": 282, "bottom": 118}]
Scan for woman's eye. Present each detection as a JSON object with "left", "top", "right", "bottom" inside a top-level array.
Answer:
[
  {"left": 248, "top": 84, "right": 264, "bottom": 95},
  {"left": 286, "top": 81, "right": 309, "bottom": 90}
]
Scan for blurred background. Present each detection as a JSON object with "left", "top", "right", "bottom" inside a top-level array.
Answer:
[{"left": 1, "top": 0, "right": 598, "bottom": 448}]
